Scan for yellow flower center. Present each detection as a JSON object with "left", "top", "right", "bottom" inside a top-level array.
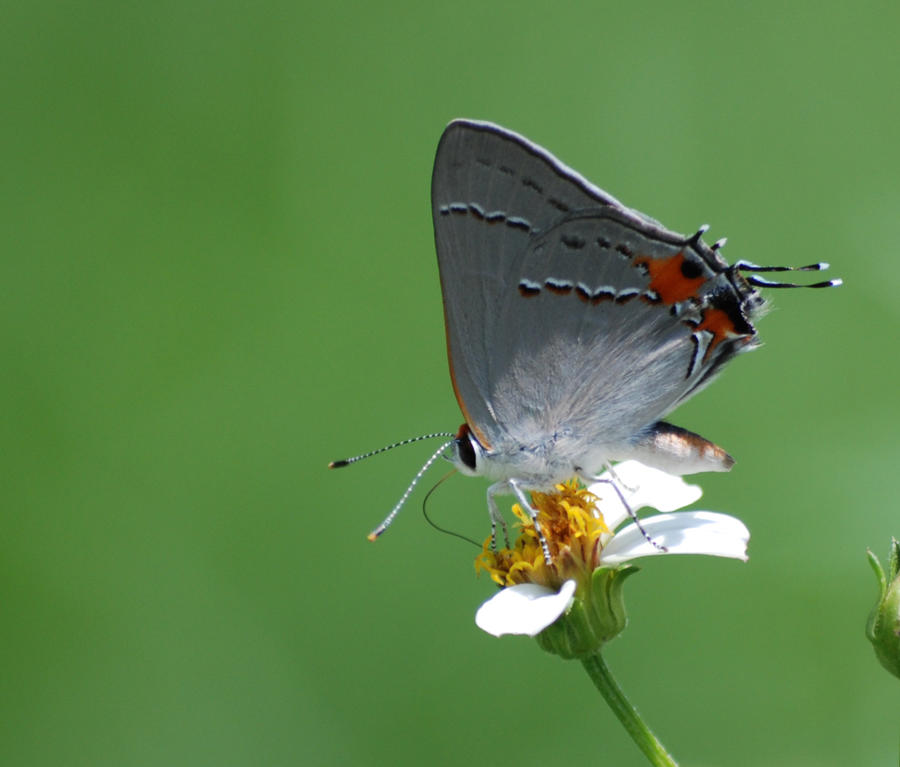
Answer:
[{"left": 475, "top": 479, "right": 611, "bottom": 590}]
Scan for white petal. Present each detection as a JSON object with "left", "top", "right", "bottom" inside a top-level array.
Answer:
[
  {"left": 475, "top": 580, "right": 577, "bottom": 637},
  {"left": 588, "top": 460, "right": 703, "bottom": 530},
  {"left": 599, "top": 511, "right": 750, "bottom": 565}
]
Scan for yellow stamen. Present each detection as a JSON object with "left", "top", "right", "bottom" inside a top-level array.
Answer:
[{"left": 474, "top": 479, "right": 611, "bottom": 589}]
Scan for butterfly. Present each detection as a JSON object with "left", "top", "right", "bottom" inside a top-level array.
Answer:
[{"left": 332, "top": 120, "right": 838, "bottom": 554}]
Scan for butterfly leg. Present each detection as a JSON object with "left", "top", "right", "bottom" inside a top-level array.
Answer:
[
  {"left": 603, "top": 461, "right": 637, "bottom": 494},
  {"left": 586, "top": 474, "right": 668, "bottom": 553},
  {"left": 507, "top": 479, "right": 552, "bottom": 564},
  {"left": 485, "top": 483, "right": 511, "bottom": 549}
]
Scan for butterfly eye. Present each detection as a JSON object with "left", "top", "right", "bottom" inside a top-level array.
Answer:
[{"left": 453, "top": 425, "right": 478, "bottom": 472}]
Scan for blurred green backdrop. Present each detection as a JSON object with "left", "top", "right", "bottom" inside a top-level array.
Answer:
[{"left": 2, "top": 1, "right": 898, "bottom": 765}]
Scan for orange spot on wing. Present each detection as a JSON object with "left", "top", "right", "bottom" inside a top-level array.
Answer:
[
  {"left": 634, "top": 252, "right": 705, "bottom": 304},
  {"left": 695, "top": 307, "right": 736, "bottom": 359}
]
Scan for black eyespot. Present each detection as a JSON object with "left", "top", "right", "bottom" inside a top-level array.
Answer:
[{"left": 680, "top": 259, "right": 703, "bottom": 279}]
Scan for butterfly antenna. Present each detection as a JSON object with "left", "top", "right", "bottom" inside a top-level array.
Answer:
[
  {"left": 734, "top": 260, "right": 843, "bottom": 289},
  {"left": 367, "top": 438, "right": 456, "bottom": 541},
  {"left": 328, "top": 432, "right": 455, "bottom": 469},
  {"left": 422, "top": 469, "right": 481, "bottom": 549}
]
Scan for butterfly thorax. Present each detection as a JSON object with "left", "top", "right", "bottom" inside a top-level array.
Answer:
[{"left": 450, "top": 421, "right": 613, "bottom": 488}]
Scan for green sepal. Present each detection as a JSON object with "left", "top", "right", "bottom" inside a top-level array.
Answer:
[
  {"left": 888, "top": 537, "right": 900, "bottom": 581},
  {"left": 866, "top": 548, "right": 887, "bottom": 601},
  {"left": 536, "top": 565, "right": 639, "bottom": 660}
]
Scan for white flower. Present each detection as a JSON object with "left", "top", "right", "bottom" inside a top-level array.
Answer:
[
  {"left": 475, "top": 461, "right": 750, "bottom": 637},
  {"left": 475, "top": 580, "right": 578, "bottom": 637}
]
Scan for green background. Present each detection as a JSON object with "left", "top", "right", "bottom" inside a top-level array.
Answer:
[{"left": 3, "top": 1, "right": 897, "bottom": 765}]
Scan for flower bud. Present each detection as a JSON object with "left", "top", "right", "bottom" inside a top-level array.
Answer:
[{"left": 866, "top": 539, "right": 900, "bottom": 680}]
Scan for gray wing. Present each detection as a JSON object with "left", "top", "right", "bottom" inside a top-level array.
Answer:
[{"left": 432, "top": 120, "right": 759, "bottom": 454}]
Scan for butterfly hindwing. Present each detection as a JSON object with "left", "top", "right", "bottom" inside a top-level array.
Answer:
[{"left": 432, "top": 120, "right": 762, "bottom": 467}]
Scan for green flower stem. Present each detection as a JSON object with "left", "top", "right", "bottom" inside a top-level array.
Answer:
[{"left": 581, "top": 652, "right": 678, "bottom": 767}]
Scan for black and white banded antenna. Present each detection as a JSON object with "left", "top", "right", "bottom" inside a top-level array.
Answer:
[
  {"left": 328, "top": 432, "right": 455, "bottom": 468},
  {"left": 733, "top": 260, "right": 842, "bottom": 289},
  {"left": 328, "top": 432, "right": 456, "bottom": 541}
]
